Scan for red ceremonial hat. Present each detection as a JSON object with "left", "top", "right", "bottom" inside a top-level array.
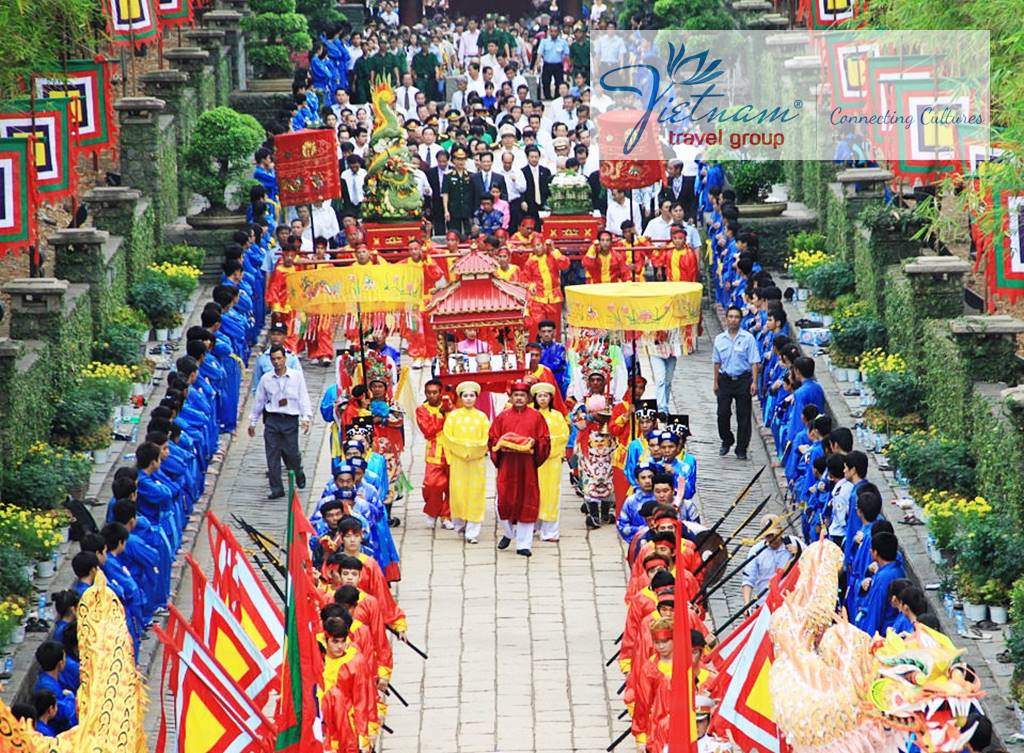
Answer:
[
  {"left": 508, "top": 379, "right": 531, "bottom": 394},
  {"left": 446, "top": 231, "right": 461, "bottom": 240},
  {"left": 671, "top": 226, "right": 686, "bottom": 237},
  {"left": 520, "top": 217, "right": 535, "bottom": 228}
]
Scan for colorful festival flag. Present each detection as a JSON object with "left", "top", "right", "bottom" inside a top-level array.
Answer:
[
  {"left": 801, "top": 0, "right": 862, "bottom": 29},
  {"left": 187, "top": 555, "right": 278, "bottom": 708},
  {"left": 820, "top": 33, "right": 883, "bottom": 111},
  {"left": 157, "top": 0, "right": 193, "bottom": 29},
  {"left": 274, "top": 128, "right": 342, "bottom": 207},
  {"left": 155, "top": 605, "right": 276, "bottom": 753},
  {"left": 0, "top": 137, "right": 35, "bottom": 257},
  {"left": 207, "top": 512, "right": 285, "bottom": 669},
  {"left": 703, "top": 565, "right": 800, "bottom": 753},
  {"left": 863, "top": 55, "right": 937, "bottom": 161},
  {"left": 285, "top": 262, "right": 424, "bottom": 316},
  {"left": 106, "top": 0, "right": 160, "bottom": 48},
  {"left": 34, "top": 58, "right": 117, "bottom": 155},
  {"left": 275, "top": 491, "right": 325, "bottom": 753},
  {"left": 0, "top": 98, "right": 77, "bottom": 200}
]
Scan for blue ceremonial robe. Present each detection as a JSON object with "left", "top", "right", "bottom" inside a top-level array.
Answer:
[
  {"left": 540, "top": 341, "right": 568, "bottom": 395},
  {"left": 617, "top": 489, "right": 655, "bottom": 543},
  {"left": 34, "top": 674, "right": 77, "bottom": 732},
  {"left": 785, "top": 379, "right": 826, "bottom": 447},
  {"left": 123, "top": 531, "right": 161, "bottom": 620}
]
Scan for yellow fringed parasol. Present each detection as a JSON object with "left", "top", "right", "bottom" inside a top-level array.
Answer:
[
  {"left": 285, "top": 262, "right": 424, "bottom": 316},
  {"left": 565, "top": 281, "right": 703, "bottom": 332}
]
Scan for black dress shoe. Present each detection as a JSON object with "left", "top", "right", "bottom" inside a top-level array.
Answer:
[
  {"left": 267, "top": 490, "right": 285, "bottom": 500},
  {"left": 497, "top": 536, "right": 512, "bottom": 550},
  {"left": 735, "top": 450, "right": 748, "bottom": 460},
  {"left": 389, "top": 516, "right": 401, "bottom": 527},
  {"left": 516, "top": 548, "right": 532, "bottom": 557},
  {"left": 718, "top": 445, "right": 731, "bottom": 456},
  {"left": 295, "top": 472, "right": 307, "bottom": 489}
]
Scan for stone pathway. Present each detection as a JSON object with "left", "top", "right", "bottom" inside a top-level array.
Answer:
[{"left": 145, "top": 310, "right": 785, "bottom": 752}]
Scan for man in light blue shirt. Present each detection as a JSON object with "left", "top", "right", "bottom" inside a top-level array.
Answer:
[
  {"left": 535, "top": 25, "right": 569, "bottom": 100},
  {"left": 712, "top": 305, "right": 762, "bottom": 459},
  {"left": 251, "top": 322, "right": 303, "bottom": 394},
  {"left": 741, "top": 516, "right": 802, "bottom": 605}
]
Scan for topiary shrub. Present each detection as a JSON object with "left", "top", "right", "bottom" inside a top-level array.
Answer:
[
  {"left": 805, "top": 260, "right": 855, "bottom": 300},
  {"left": 728, "top": 160, "right": 785, "bottom": 203},
  {"left": 182, "top": 107, "right": 265, "bottom": 214},
  {"left": 242, "top": 0, "right": 312, "bottom": 78}
]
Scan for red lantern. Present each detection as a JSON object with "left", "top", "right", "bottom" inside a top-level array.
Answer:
[{"left": 597, "top": 110, "right": 665, "bottom": 190}]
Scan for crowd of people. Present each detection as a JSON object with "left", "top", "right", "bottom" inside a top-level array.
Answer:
[{"left": 7, "top": 3, "right": 1003, "bottom": 750}]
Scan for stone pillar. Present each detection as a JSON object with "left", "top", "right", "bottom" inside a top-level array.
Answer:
[
  {"left": 140, "top": 69, "right": 195, "bottom": 151},
  {"left": 948, "top": 315, "right": 1024, "bottom": 384},
  {"left": 115, "top": 97, "right": 178, "bottom": 227},
  {"left": 163, "top": 47, "right": 214, "bottom": 113},
  {"left": 184, "top": 28, "right": 230, "bottom": 107},
  {"left": 203, "top": 10, "right": 246, "bottom": 91},
  {"left": 903, "top": 256, "right": 970, "bottom": 321},
  {"left": 84, "top": 187, "right": 157, "bottom": 284},
  {"left": 50, "top": 228, "right": 125, "bottom": 333},
  {"left": 3, "top": 278, "right": 72, "bottom": 342}
]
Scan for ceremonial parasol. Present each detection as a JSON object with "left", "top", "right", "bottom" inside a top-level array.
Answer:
[{"left": 565, "top": 281, "right": 703, "bottom": 332}]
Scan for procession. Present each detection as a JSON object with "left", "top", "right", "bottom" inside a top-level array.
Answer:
[{"left": 0, "top": 0, "right": 1019, "bottom": 751}]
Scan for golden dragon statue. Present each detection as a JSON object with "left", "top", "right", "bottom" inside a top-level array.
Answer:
[
  {"left": 363, "top": 79, "right": 422, "bottom": 222},
  {"left": 769, "top": 540, "right": 984, "bottom": 753},
  {"left": 0, "top": 570, "right": 147, "bottom": 753}
]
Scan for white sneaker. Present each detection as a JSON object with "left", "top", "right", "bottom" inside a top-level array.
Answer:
[
  {"left": 425, "top": 516, "right": 436, "bottom": 527},
  {"left": 441, "top": 519, "right": 455, "bottom": 530},
  {"left": 466, "top": 537, "right": 479, "bottom": 544}
]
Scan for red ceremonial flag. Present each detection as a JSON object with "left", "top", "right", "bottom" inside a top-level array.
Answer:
[
  {"left": 667, "top": 520, "right": 699, "bottom": 753},
  {"left": 273, "top": 129, "right": 341, "bottom": 207},
  {"left": 274, "top": 490, "right": 324, "bottom": 753},
  {"left": 207, "top": 512, "right": 285, "bottom": 669},
  {"left": 187, "top": 555, "right": 278, "bottom": 708},
  {"left": 154, "top": 605, "right": 275, "bottom": 753}
]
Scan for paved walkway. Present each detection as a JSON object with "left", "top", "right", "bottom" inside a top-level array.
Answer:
[{"left": 145, "top": 310, "right": 783, "bottom": 752}]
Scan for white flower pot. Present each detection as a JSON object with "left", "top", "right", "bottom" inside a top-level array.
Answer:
[
  {"left": 835, "top": 367, "right": 848, "bottom": 382},
  {"left": 93, "top": 447, "right": 110, "bottom": 464},
  {"left": 797, "top": 288, "right": 809, "bottom": 301},
  {"left": 989, "top": 605, "right": 1010, "bottom": 625},
  {"left": 822, "top": 315, "right": 833, "bottom": 327},
  {"left": 36, "top": 559, "right": 56, "bottom": 579},
  {"left": 155, "top": 327, "right": 170, "bottom": 341},
  {"left": 133, "top": 382, "right": 146, "bottom": 397},
  {"left": 875, "top": 432, "right": 888, "bottom": 449},
  {"left": 927, "top": 540, "right": 943, "bottom": 565},
  {"left": 849, "top": 369, "right": 862, "bottom": 383},
  {"left": 9, "top": 624, "right": 26, "bottom": 645},
  {"left": 963, "top": 602, "right": 989, "bottom": 623},
  {"left": 169, "top": 325, "right": 184, "bottom": 340}
]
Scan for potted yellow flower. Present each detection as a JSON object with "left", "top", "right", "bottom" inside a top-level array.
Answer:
[
  {"left": 0, "top": 505, "right": 67, "bottom": 578},
  {"left": 0, "top": 598, "right": 27, "bottom": 647}
]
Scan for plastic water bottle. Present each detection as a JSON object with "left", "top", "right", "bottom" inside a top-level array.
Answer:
[
  {"left": 2, "top": 655, "right": 14, "bottom": 675},
  {"left": 954, "top": 608, "right": 966, "bottom": 636},
  {"left": 943, "top": 592, "right": 955, "bottom": 617}
]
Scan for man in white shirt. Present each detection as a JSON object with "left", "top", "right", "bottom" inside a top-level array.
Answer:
[
  {"left": 344, "top": 33, "right": 363, "bottom": 73},
  {"left": 394, "top": 73, "right": 420, "bottom": 120},
  {"left": 378, "top": 2, "right": 399, "bottom": 28},
  {"left": 311, "top": 200, "right": 341, "bottom": 245},
  {"left": 342, "top": 156, "right": 366, "bottom": 211},
  {"left": 417, "top": 126, "right": 444, "bottom": 168},
  {"left": 458, "top": 19, "right": 480, "bottom": 65},
  {"left": 352, "top": 127, "right": 370, "bottom": 159},
  {"left": 605, "top": 189, "right": 644, "bottom": 236},
  {"left": 505, "top": 64, "right": 529, "bottom": 95},
  {"left": 644, "top": 199, "right": 675, "bottom": 241},
  {"left": 331, "top": 88, "right": 353, "bottom": 121},
  {"left": 248, "top": 345, "right": 313, "bottom": 499},
  {"left": 465, "top": 63, "right": 486, "bottom": 97},
  {"left": 480, "top": 41, "right": 505, "bottom": 88},
  {"left": 496, "top": 150, "right": 526, "bottom": 201}
]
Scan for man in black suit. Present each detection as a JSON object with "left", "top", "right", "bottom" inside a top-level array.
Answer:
[
  {"left": 469, "top": 151, "right": 507, "bottom": 210},
  {"left": 659, "top": 159, "right": 697, "bottom": 220},
  {"left": 520, "top": 145, "right": 551, "bottom": 226},
  {"left": 425, "top": 150, "right": 450, "bottom": 235}
]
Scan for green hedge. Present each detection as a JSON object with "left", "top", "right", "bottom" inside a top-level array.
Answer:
[
  {"left": 825, "top": 184, "right": 852, "bottom": 263},
  {"left": 0, "top": 344, "right": 57, "bottom": 477},
  {"left": 883, "top": 269, "right": 920, "bottom": 363},
  {"left": 853, "top": 227, "right": 884, "bottom": 315},
  {"left": 919, "top": 320, "right": 972, "bottom": 437},
  {"left": 970, "top": 393, "right": 1024, "bottom": 523}
]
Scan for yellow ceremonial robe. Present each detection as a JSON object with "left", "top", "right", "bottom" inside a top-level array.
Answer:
[
  {"left": 441, "top": 406, "right": 490, "bottom": 523},
  {"left": 537, "top": 407, "right": 569, "bottom": 522}
]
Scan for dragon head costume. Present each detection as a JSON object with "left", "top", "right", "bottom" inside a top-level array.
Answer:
[
  {"left": 769, "top": 540, "right": 984, "bottom": 753},
  {"left": 363, "top": 79, "right": 423, "bottom": 222}
]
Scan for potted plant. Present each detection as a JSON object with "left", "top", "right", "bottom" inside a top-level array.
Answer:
[
  {"left": 981, "top": 579, "right": 1011, "bottom": 625},
  {"left": 51, "top": 379, "right": 116, "bottom": 453},
  {"left": 130, "top": 272, "right": 185, "bottom": 339},
  {"left": 0, "top": 442, "right": 92, "bottom": 510},
  {"left": 148, "top": 262, "right": 202, "bottom": 328},
  {"left": 0, "top": 598, "right": 27, "bottom": 647},
  {"left": 952, "top": 509, "right": 1024, "bottom": 624},
  {"left": 887, "top": 434, "right": 977, "bottom": 497},
  {"left": 727, "top": 160, "right": 786, "bottom": 215},
  {"left": 805, "top": 260, "right": 855, "bottom": 304},
  {"left": 182, "top": 107, "right": 266, "bottom": 222},
  {"left": 857, "top": 202, "right": 928, "bottom": 263},
  {"left": 787, "top": 248, "right": 830, "bottom": 300},
  {"left": 241, "top": 0, "right": 312, "bottom": 84},
  {"left": 0, "top": 505, "right": 66, "bottom": 578},
  {"left": 155, "top": 243, "right": 207, "bottom": 270}
]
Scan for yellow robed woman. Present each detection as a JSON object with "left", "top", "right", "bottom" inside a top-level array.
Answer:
[
  {"left": 531, "top": 382, "right": 570, "bottom": 542},
  {"left": 441, "top": 381, "right": 490, "bottom": 544}
]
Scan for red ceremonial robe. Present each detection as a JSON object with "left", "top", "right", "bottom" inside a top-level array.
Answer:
[{"left": 487, "top": 405, "right": 552, "bottom": 524}]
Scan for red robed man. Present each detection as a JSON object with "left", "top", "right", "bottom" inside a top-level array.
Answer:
[
  {"left": 265, "top": 243, "right": 302, "bottom": 352},
  {"left": 488, "top": 380, "right": 552, "bottom": 557},
  {"left": 520, "top": 237, "right": 570, "bottom": 336},
  {"left": 651, "top": 227, "right": 700, "bottom": 282},
  {"left": 402, "top": 238, "right": 447, "bottom": 369}
]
